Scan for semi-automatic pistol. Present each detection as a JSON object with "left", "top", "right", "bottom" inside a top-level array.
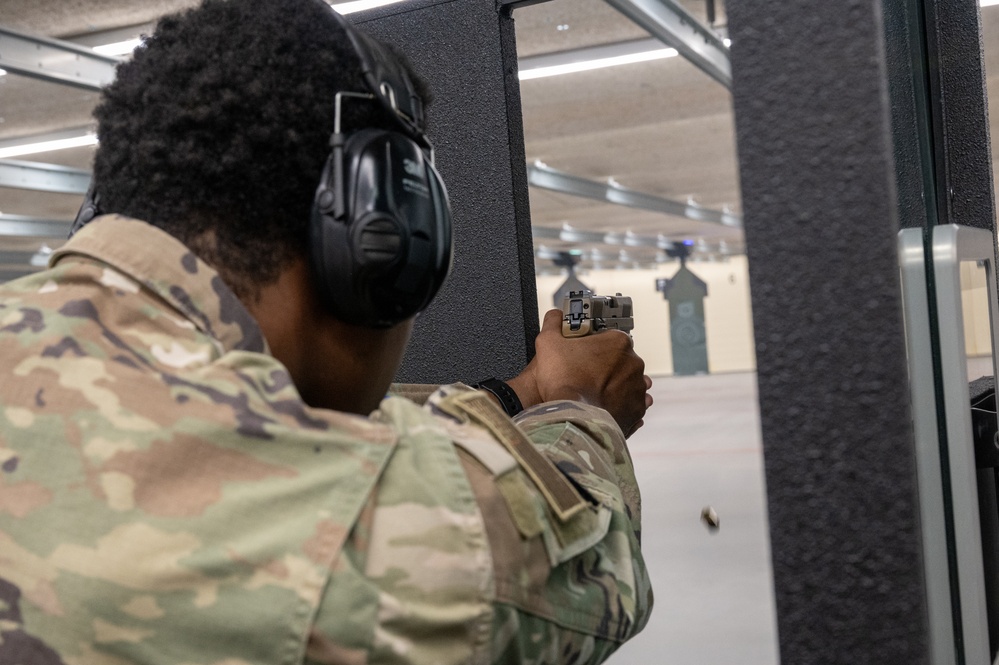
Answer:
[{"left": 561, "top": 290, "right": 634, "bottom": 338}]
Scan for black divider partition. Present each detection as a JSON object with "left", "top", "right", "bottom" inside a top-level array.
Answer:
[
  {"left": 354, "top": 0, "right": 538, "bottom": 385},
  {"left": 725, "top": 0, "right": 929, "bottom": 662},
  {"left": 919, "top": 0, "right": 997, "bottom": 234}
]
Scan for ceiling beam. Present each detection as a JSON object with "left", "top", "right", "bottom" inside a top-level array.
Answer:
[
  {"left": 0, "top": 159, "right": 92, "bottom": 195},
  {"left": 533, "top": 224, "right": 672, "bottom": 248},
  {"left": 534, "top": 224, "right": 743, "bottom": 254},
  {"left": 603, "top": 0, "right": 731, "bottom": 89},
  {"left": 63, "top": 23, "right": 154, "bottom": 50},
  {"left": 535, "top": 245, "right": 664, "bottom": 271},
  {"left": 0, "top": 250, "right": 45, "bottom": 264},
  {"left": 1, "top": 159, "right": 745, "bottom": 230},
  {"left": 0, "top": 214, "right": 72, "bottom": 238},
  {"left": 0, "top": 26, "right": 119, "bottom": 91},
  {"left": 527, "top": 162, "right": 741, "bottom": 227},
  {"left": 496, "top": 0, "right": 553, "bottom": 9}
]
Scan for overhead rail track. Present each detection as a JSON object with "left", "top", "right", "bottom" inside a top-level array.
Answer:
[
  {"left": 602, "top": 0, "right": 731, "bottom": 88},
  {"left": 0, "top": 159, "right": 92, "bottom": 195},
  {"left": 528, "top": 162, "right": 741, "bottom": 227},
  {"left": 533, "top": 226, "right": 742, "bottom": 256},
  {"left": 0, "top": 27, "right": 118, "bottom": 91},
  {"left": 2, "top": 157, "right": 740, "bottom": 230},
  {"left": 499, "top": 0, "right": 730, "bottom": 88},
  {"left": 0, "top": 214, "right": 72, "bottom": 238}
]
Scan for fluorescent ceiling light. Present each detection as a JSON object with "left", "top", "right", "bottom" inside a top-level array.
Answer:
[
  {"left": 92, "top": 38, "right": 144, "bottom": 56},
  {"left": 0, "top": 133, "right": 98, "bottom": 159},
  {"left": 520, "top": 47, "right": 678, "bottom": 80},
  {"left": 332, "top": 0, "right": 407, "bottom": 13},
  {"left": 983, "top": 0, "right": 999, "bottom": 6}
]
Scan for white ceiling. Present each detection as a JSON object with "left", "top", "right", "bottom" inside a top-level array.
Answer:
[
  {"left": 513, "top": 0, "right": 741, "bottom": 272},
  {"left": 0, "top": 0, "right": 741, "bottom": 276}
]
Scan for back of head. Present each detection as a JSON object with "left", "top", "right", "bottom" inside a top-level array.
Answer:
[{"left": 91, "top": 0, "right": 422, "bottom": 301}]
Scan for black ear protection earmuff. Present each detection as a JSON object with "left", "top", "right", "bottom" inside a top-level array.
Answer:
[
  {"left": 311, "top": 10, "right": 453, "bottom": 328},
  {"left": 71, "top": 8, "right": 453, "bottom": 330},
  {"left": 70, "top": 183, "right": 102, "bottom": 236}
]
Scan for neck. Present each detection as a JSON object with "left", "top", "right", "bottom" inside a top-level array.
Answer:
[{"left": 244, "top": 257, "right": 412, "bottom": 415}]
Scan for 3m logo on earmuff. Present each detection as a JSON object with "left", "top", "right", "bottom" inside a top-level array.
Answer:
[{"left": 401, "top": 157, "right": 432, "bottom": 200}]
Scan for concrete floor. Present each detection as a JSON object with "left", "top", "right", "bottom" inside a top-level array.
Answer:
[{"left": 609, "top": 372, "right": 780, "bottom": 664}]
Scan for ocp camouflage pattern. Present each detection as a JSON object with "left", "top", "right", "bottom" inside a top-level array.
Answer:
[{"left": 0, "top": 215, "right": 652, "bottom": 664}]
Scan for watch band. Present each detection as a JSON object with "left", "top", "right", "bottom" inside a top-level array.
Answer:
[{"left": 471, "top": 378, "right": 524, "bottom": 417}]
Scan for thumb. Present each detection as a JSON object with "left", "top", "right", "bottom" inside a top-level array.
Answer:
[{"left": 541, "top": 309, "right": 564, "bottom": 334}]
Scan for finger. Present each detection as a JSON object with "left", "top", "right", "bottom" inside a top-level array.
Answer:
[
  {"left": 540, "top": 309, "right": 564, "bottom": 333},
  {"left": 645, "top": 393, "right": 654, "bottom": 408},
  {"left": 644, "top": 375, "right": 653, "bottom": 390},
  {"left": 594, "top": 328, "right": 634, "bottom": 351},
  {"left": 602, "top": 328, "right": 634, "bottom": 348}
]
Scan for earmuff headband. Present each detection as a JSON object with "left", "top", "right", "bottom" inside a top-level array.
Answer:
[{"left": 327, "top": 9, "right": 427, "bottom": 146}]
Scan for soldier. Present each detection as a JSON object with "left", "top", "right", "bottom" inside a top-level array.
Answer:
[{"left": 0, "top": 0, "right": 653, "bottom": 662}]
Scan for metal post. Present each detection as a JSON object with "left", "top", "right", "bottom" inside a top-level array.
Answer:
[{"left": 727, "top": 0, "right": 930, "bottom": 660}]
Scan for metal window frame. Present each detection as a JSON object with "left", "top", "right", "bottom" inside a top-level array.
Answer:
[{"left": 899, "top": 224, "right": 998, "bottom": 665}]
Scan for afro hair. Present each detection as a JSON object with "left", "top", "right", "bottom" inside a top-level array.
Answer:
[{"left": 92, "top": 0, "right": 428, "bottom": 300}]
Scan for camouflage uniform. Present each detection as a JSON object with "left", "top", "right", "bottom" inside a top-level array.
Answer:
[{"left": 0, "top": 215, "right": 652, "bottom": 664}]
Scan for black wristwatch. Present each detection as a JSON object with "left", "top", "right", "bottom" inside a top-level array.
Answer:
[{"left": 471, "top": 378, "right": 524, "bottom": 417}]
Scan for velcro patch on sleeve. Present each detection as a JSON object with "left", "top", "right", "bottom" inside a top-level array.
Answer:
[
  {"left": 495, "top": 471, "right": 545, "bottom": 539},
  {"left": 443, "top": 391, "right": 588, "bottom": 522},
  {"left": 451, "top": 429, "right": 519, "bottom": 477}
]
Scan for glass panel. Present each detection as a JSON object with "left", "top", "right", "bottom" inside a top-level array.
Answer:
[{"left": 512, "top": 1, "right": 776, "bottom": 662}]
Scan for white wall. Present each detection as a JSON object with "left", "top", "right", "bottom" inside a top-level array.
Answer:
[
  {"left": 963, "top": 260, "right": 993, "bottom": 359},
  {"left": 536, "top": 256, "right": 757, "bottom": 376}
]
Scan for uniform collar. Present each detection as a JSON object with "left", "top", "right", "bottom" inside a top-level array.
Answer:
[{"left": 50, "top": 214, "right": 267, "bottom": 354}]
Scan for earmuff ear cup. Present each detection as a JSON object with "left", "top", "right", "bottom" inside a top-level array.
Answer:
[
  {"left": 310, "top": 128, "right": 452, "bottom": 328},
  {"left": 70, "top": 185, "right": 102, "bottom": 237}
]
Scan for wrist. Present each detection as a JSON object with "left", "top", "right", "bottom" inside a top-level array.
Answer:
[
  {"left": 472, "top": 378, "right": 525, "bottom": 417},
  {"left": 504, "top": 372, "right": 542, "bottom": 411}
]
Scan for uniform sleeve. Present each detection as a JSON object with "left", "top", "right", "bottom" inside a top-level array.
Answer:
[
  {"left": 515, "top": 401, "right": 643, "bottom": 534},
  {"left": 437, "top": 388, "right": 653, "bottom": 664},
  {"left": 387, "top": 383, "right": 439, "bottom": 405}
]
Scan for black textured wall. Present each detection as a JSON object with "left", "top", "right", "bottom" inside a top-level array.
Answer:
[
  {"left": 923, "top": 0, "right": 996, "bottom": 231},
  {"left": 882, "top": 0, "right": 995, "bottom": 234},
  {"left": 357, "top": 0, "right": 539, "bottom": 384},
  {"left": 883, "top": 0, "right": 934, "bottom": 229},
  {"left": 726, "top": 0, "right": 930, "bottom": 661}
]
